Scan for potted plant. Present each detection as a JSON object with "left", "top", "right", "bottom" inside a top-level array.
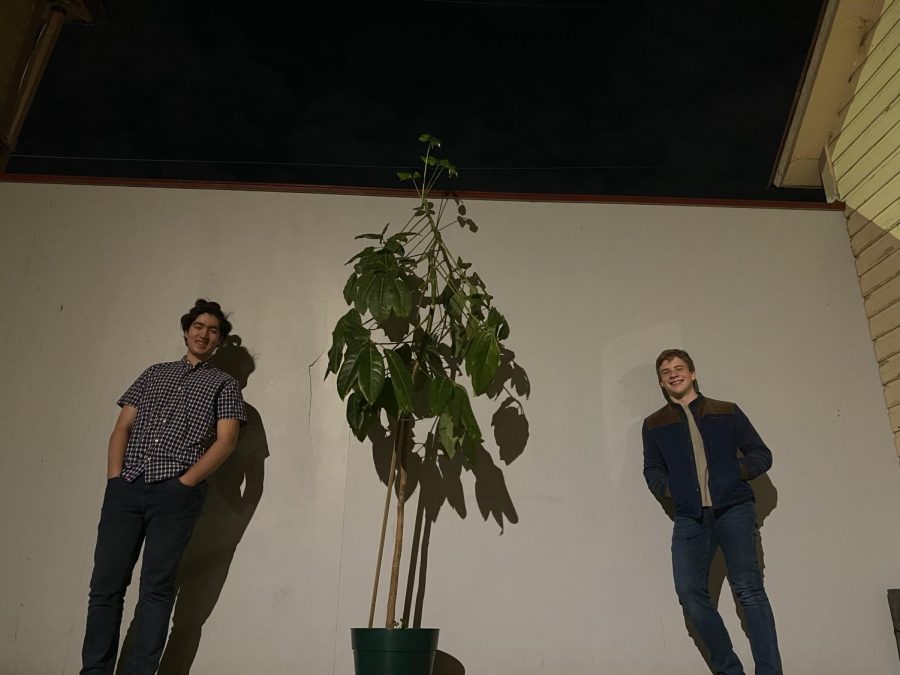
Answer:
[{"left": 326, "top": 135, "right": 515, "bottom": 675}]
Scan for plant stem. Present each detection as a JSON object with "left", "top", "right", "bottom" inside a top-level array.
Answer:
[
  {"left": 385, "top": 428, "right": 408, "bottom": 628},
  {"left": 368, "top": 417, "right": 403, "bottom": 628},
  {"left": 381, "top": 248, "right": 439, "bottom": 628}
]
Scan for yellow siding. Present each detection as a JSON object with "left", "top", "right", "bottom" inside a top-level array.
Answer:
[
  {"left": 859, "top": 246, "right": 900, "bottom": 295},
  {"left": 838, "top": 0, "right": 900, "bottom": 458},
  {"left": 855, "top": 225, "right": 900, "bottom": 274},
  {"left": 878, "top": 351, "right": 900, "bottom": 383},
  {"left": 888, "top": 403, "right": 900, "bottom": 432},
  {"left": 870, "top": 299, "right": 900, "bottom": 338},
  {"left": 844, "top": 149, "right": 900, "bottom": 219},
  {"left": 874, "top": 323, "right": 900, "bottom": 361},
  {"left": 851, "top": 218, "right": 892, "bottom": 254},
  {"left": 864, "top": 272, "right": 900, "bottom": 316},
  {"left": 833, "top": 0, "right": 900, "bottom": 224},
  {"left": 847, "top": 208, "right": 871, "bottom": 235}
]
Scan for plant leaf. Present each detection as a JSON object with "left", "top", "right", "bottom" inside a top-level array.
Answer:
[
  {"left": 384, "top": 349, "right": 414, "bottom": 413},
  {"left": 387, "top": 232, "right": 415, "bottom": 243},
  {"left": 347, "top": 392, "right": 381, "bottom": 441},
  {"left": 429, "top": 375, "right": 455, "bottom": 415},
  {"left": 366, "top": 275, "right": 386, "bottom": 321},
  {"left": 356, "top": 342, "right": 385, "bottom": 404},
  {"left": 329, "top": 309, "right": 368, "bottom": 378},
  {"left": 327, "top": 309, "right": 364, "bottom": 377},
  {"left": 486, "top": 307, "right": 510, "bottom": 339},
  {"left": 465, "top": 315, "right": 480, "bottom": 339},
  {"left": 437, "top": 412, "right": 458, "bottom": 459},
  {"left": 345, "top": 315, "right": 370, "bottom": 347},
  {"left": 342, "top": 272, "right": 358, "bottom": 305},
  {"left": 447, "top": 288, "right": 466, "bottom": 319},
  {"left": 450, "top": 321, "right": 468, "bottom": 361},
  {"left": 377, "top": 377, "right": 399, "bottom": 419},
  {"left": 354, "top": 272, "right": 376, "bottom": 315},
  {"left": 392, "top": 277, "right": 413, "bottom": 319},
  {"left": 384, "top": 239, "right": 405, "bottom": 255},
  {"left": 450, "top": 384, "right": 481, "bottom": 441},
  {"left": 498, "top": 322, "right": 510, "bottom": 341},
  {"left": 336, "top": 345, "right": 361, "bottom": 399},
  {"left": 346, "top": 392, "right": 366, "bottom": 440},
  {"left": 346, "top": 246, "right": 375, "bottom": 266},
  {"left": 465, "top": 331, "right": 500, "bottom": 395},
  {"left": 381, "top": 275, "right": 400, "bottom": 320},
  {"left": 327, "top": 341, "right": 343, "bottom": 379}
]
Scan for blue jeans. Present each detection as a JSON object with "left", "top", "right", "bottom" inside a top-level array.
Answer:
[
  {"left": 81, "top": 475, "right": 207, "bottom": 675},
  {"left": 671, "top": 501, "right": 781, "bottom": 675}
]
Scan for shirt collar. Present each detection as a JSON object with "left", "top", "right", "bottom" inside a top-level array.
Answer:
[
  {"left": 181, "top": 356, "right": 214, "bottom": 371},
  {"left": 669, "top": 393, "right": 704, "bottom": 410}
]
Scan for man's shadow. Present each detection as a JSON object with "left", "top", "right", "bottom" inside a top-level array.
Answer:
[
  {"left": 114, "top": 336, "right": 265, "bottom": 675},
  {"left": 156, "top": 336, "right": 268, "bottom": 674},
  {"left": 619, "top": 363, "right": 778, "bottom": 674}
]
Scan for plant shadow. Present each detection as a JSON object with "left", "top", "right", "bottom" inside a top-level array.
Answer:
[
  {"left": 115, "top": 335, "right": 269, "bottom": 674},
  {"left": 433, "top": 649, "right": 466, "bottom": 674},
  {"left": 366, "top": 347, "right": 529, "bottom": 669}
]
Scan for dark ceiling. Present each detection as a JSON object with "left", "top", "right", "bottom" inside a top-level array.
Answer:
[{"left": 8, "top": 0, "right": 827, "bottom": 202}]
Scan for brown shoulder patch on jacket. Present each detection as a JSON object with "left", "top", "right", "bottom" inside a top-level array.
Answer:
[
  {"left": 698, "top": 397, "right": 735, "bottom": 417},
  {"left": 645, "top": 404, "right": 680, "bottom": 430}
]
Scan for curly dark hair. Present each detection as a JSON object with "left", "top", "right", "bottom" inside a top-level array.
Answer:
[{"left": 180, "top": 299, "right": 232, "bottom": 339}]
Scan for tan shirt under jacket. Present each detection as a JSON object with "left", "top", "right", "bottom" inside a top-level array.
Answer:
[{"left": 681, "top": 402, "right": 712, "bottom": 508}]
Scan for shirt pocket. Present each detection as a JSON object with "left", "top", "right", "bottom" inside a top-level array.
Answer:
[{"left": 183, "top": 386, "right": 217, "bottom": 445}]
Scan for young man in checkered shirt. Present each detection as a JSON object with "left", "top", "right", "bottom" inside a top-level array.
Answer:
[{"left": 81, "top": 299, "right": 247, "bottom": 675}]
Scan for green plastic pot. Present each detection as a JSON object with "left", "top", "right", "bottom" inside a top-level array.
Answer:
[{"left": 351, "top": 627, "right": 440, "bottom": 675}]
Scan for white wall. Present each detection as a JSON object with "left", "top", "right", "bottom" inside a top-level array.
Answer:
[{"left": 1, "top": 183, "right": 898, "bottom": 675}]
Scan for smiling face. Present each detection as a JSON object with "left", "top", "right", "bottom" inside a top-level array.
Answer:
[
  {"left": 184, "top": 312, "right": 222, "bottom": 363},
  {"left": 658, "top": 356, "right": 697, "bottom": 403}
]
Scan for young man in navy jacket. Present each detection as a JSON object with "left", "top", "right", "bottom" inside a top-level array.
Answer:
[{"left": 642, "top": 348, "right": 781, "bottom": 675}]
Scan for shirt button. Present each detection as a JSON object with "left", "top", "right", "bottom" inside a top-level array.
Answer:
[{"left": 155, "top": 439, "right": 159, "bottom": 443}]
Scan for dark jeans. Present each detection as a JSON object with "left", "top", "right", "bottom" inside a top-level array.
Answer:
[
  {"left": 671, "top": 501, "right": 781, "bottom": 675},
  {"left": 81, "top": 475, "right": 207, "bottom": 675}
]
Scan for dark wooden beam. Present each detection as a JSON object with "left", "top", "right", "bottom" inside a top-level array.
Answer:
[{"left": 0, "top": 0, "right": 104, "bottom": 171}]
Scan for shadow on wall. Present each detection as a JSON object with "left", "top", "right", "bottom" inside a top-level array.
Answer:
[
  {"left": 364, "top": 347, "right": 529, "bottom": 668},
  {"left": 433, "top": 649, "right": 466, "bottom": 674},
  {"left": 618, "top": 361, "right": 779, "bottom": 674},
  {"left": 117, "top": 336, "right": 268, "bottom": 674}
]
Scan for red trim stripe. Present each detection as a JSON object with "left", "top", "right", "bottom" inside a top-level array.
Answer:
[{"left": 0, "top": 172, "right": 844, "bottom": 211}]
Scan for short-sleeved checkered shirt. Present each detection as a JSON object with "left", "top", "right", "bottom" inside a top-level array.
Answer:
[{"left": 117, "top": 357, "right": 246, "bottom": 483}]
